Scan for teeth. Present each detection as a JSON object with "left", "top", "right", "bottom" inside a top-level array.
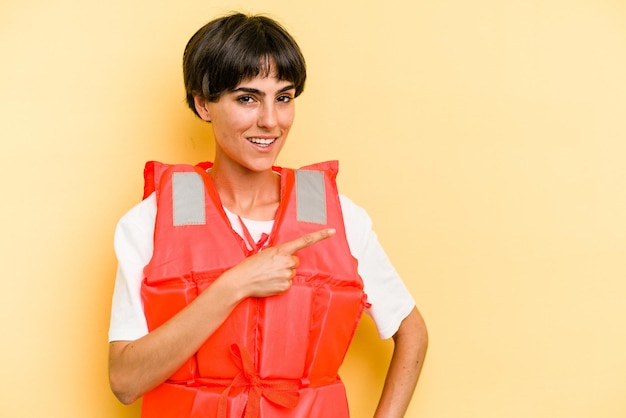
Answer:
[{"left": 248, "top": 138, "right": 276, "bottom": 146}]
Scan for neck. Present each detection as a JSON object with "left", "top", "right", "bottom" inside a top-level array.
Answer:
[{"left": 209, "top": 161, "right": 280, "bottom": 221}]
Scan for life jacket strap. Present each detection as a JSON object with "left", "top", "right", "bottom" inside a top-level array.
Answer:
[
  {"left": 172, "top": 171, "right": 206, "bottom": 226},
  {"left": 295, "top": 169, "right": 327, "bottom": 225},
  {"left": 194, "top": 344, "right": 301, "bottom": 418}
]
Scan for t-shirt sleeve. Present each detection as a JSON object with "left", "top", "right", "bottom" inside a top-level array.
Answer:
[
  {"left": 340, "top": 195, "right": 416, "bottom": 340},
  {"left": 108, "top": 194, "right": 156, "bottom": 342}
]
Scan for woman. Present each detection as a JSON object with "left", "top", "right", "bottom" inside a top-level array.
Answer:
[{"left": 108, "top": 12, "right": 427, "bottom": 418}]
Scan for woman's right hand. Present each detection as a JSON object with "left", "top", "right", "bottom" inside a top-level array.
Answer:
[{"left": 222, "top": 228, "right": 336, "bottom": 298}]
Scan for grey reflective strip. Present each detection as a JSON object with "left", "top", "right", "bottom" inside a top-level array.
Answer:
[
  {"left": 295, "top": 169, "right": 327, "bottom": 224},
  {"left": 172, "top": 172, "right": 206, "bottom": 226}
]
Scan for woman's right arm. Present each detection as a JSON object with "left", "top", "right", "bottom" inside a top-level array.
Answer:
[
  {"left": 108, "top": 227, "right": 335, "bottom": 404},
  {"left": 109, "top": 265, "right": 253, "bottom": 404}
]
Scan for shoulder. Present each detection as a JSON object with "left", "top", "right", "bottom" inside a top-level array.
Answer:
[
  {"left": 114, "top": 193, "right": 157, "bottom": 261},
  {"left": 339, "top": 194, "right": 373, "bottom": 256},
  {"left": 116, "top": 193, "right": 156, "bottom": 231},
  {"left": 339, "top": 194, "right": 371, "bottom": 225}
]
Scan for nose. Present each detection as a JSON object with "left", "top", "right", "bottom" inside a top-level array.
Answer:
[{"left": 258, "top": 102, "right": 278, "bottom": 129}]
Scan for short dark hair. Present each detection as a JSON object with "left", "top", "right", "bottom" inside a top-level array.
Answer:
[{"left": 183, "top": 12, "right": 307, "bottom": 117}]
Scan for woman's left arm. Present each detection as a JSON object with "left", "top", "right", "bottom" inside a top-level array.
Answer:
[{"left": 374, "top": 306, "right": 428, "bottom": 418}]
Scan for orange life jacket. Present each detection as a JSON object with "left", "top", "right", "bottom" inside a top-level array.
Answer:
[{"left": 140, "top": 161, "right": 368, "bottom": 418}]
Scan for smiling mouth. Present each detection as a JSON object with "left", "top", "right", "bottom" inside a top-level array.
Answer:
[{"left": 247, "top": 137, "right": 277, "bottom": 147}]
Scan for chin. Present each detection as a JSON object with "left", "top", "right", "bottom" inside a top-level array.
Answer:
[{"left": 243, "top": 159, "right": 278, "bottom": 173}]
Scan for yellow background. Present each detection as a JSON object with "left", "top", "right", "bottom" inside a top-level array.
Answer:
[{"left": 1, "top": 0, "right": 625, "bottom": 417}]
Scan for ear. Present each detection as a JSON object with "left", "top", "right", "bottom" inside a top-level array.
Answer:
[{"left": 193, "top": 95, "right": 212, "bottom": 122}]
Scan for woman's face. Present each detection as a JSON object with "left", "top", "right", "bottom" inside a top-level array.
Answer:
[{"left": 197, "top": 72, "right": 296, "bottom": 173}]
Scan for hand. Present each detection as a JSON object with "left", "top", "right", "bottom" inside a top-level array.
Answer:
[{"left": 224, "top": 228, "right": 336, "bottom": 298}]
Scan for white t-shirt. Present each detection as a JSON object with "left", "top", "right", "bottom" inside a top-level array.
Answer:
[{"left": 108, "top": 193, "right": 415, "bottom": 341}]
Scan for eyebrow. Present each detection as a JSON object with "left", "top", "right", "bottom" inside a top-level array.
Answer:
[{"left": 231, "top": 84, "right": 296, "bottom": 96}]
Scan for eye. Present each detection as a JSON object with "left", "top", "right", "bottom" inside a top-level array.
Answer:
[
  {"left": 237, "top": 95, "right": 255, "bottom": 104},
  {"left": 277, "top": 94, "right": 293, "bottom": 103}
]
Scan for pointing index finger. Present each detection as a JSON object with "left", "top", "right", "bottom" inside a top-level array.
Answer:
[{"left": 279, "top": 228, "right": 336, "bottom": 254}]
